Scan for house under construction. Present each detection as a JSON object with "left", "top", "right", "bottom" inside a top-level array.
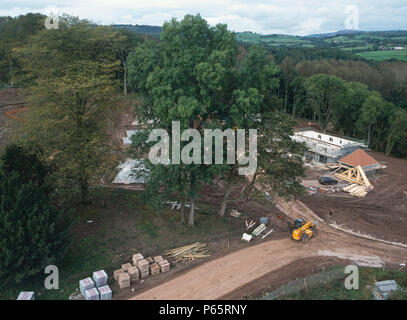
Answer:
[{"left": 292, "top": 129, "right": 366, "bottom": 165}]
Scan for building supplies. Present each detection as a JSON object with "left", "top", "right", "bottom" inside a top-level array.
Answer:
[
  {"left": 92, "top": 270, "right": 108, "bottom": 287},
  {"left": 165, "top": 242, "right": 210, "bottom": 263},
  {"left": 335, "top": 165, "right": 373, "bottom": 190},
  {"left": 343, "top": 184, "right": 368, "bottom": 197},
  {"left": 122, "top": 263, "right": 132, "bottom": 273},
  {"left": 230, "top": 209, "right": 242, "bottom": 218},
  {"left": 241, "top": 233, "right": 253, "bottom": 242},
  {"left": 158, "top": 259, "right": 170, "bottom": 272},
  {"left": 373, "top": 280, "right": 401, "bottom": 300},
  {"left": 261, "top": 229, "right": 274, "bottom": 239},
  {"left": 84, "top": 287, "right": 100, "bottom": 300},
  {"left": 150, "top": 263, "right": 161, "bottom": 276},
  {"left": 79, "top": 277, "right": 95, "bottom": 296},
  {"left": 113, "top": 269, "right": 125, "bottom": 281},
  {"left": 118, "top": 272, "right": 131, "bottom": 289},
  {"left": 128, "top": 266, "right": 140, "bottom": 283},
  {"left": 245, "top": 220, "right": 256, "bottom": 230},
  {"left": 153, "top": 255, "right": 164, "bottom": 264},
  {"left": 132, "top": 253, "right": 144, "bottom": 266},
  {"left": 17, "top": 292, "right": 35, "bottom": 300},
  {"left": 146, "top": 257, "right": 154, "bottom": 264},
  {"left": 137, "top": 259, "right": 150, "bottom": 279},
  {"left": 252, "top": 223, "right": 266, "bottom": 236},
  {"left": 98, "top": 285, "right": 112, "bottom": 300}
]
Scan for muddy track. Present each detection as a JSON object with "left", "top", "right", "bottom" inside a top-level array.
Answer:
[{"left": 129, "top": 197, "right": 407, "bottom": 300}]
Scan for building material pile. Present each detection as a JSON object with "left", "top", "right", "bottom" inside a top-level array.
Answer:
[
  {"left": 343, "top": 184, "right": 368, "bottom": 197},
  {"left": 98, "top": 285, "right": 112, "bottom": 300},
  {"left": 113, "top": 252, "right": 171, "bottom": 290},
  {"left": 373, "top": 280, "right": 401, "bottom": 300},
  {"left": 137, "top": 259, "right": 150, "bottom": 279},
  {"left": 17, "top": 291, "right": 35, "bottom": 300},
  {"left": 158, "top": 259, "right": 170, "bottom": 272},
  {"left": 165, "top": 242, "right": 210, "bottom": 263},
  {"left": 252, "top": 223, "right": 266, "bottom": 236},
  {"left": 92, "top": 270, "right": 108, "bottom": 287},
  {"left": 84, "top": 287, "right": 100, "bottom": 300},
  {"left": 79, "top": 277, "right": 95, "bottom": 296},
  {"left": 150, "top": 262, "right": 161, "bottom": 276},
  {"left": 118, "top": 272, "right": 130, "bottom": 289},
  {"left": 79, "top": 271, "right": 111, "bottom": 300}
]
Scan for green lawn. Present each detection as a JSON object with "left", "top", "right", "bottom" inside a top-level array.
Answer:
[{"left": 356, "top": 50, "right": 407, "bottom": 62}]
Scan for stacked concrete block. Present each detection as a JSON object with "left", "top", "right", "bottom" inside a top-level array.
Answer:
[
  {"left": 84, "top": 287, "right": 100, "bottom": 300},
  {"left": 149, "top": 263, "right": 160, "bottom": 276},
  {"left": 98, "top": 285, "right": 112, "bottom": 300},
  {"left": 79, "top": 277, "right": 95, "bottom": 296},
  {"left": 92, "top": 270, "right": 108, "bottom": 287},
  {"left": 132, "top": 253, "right": 144, "bottom": 266},
  {"left": 17, "top": 292, "right": 35, "bottom": 300},
  {"left": 146, "top": 256, "right": 154, "bottom": 264},
  {"left": 153, "top": 255, "right": 164, "bottom": 264},
  {"left": 113, "top": 269, "right": 124, "bottom": 281},
  {"left": 122, "top": 263, "right": 132, "bottom": 273},
  {"left": 137, "top": 258, "right": 150, "bottom": 279},
  {"left": 128, "top": 266, "right": 140, "bottom": 283},
  {"left": 118, "top": 272, "right": 130, "bottom": 289},
  {"left": 158, "top": 259, "right": 170, "bottom": 273}
]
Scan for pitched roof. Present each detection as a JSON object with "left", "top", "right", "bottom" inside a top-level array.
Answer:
[{"left": 338, "top": 149, "right": 378, "bottom": 168}]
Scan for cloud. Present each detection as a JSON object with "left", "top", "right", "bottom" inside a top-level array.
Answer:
[{"left": 1, "top": 0, "right": 406, "bottom": 35}]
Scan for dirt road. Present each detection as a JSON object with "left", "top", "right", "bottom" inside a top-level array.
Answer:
[{"left": 130, "top": 197, "right": 407, "bottom": 300}]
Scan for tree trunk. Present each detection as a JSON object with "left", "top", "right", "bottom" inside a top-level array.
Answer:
[
  {"left": 188, "top": 199, "right": 195, "bottom": 226},
  {"left": 180, "top": 199, "right": 186, "bottom": 224},
  {"left": 284, "top": 83, "right": 288, "bottom": 113},
  {"left": 80, "top": 177, "right": 89, "bottom": 204},
  {"left": 218, "top": 182, "right": 232, "bottom": 217},
  {"left": 122, "top": 57, "right": 127, "bottom": 96}
]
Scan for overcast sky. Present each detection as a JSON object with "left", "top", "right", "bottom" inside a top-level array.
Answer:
[{"left": 1, "top": 0, "right": 407, "bottom": 36}]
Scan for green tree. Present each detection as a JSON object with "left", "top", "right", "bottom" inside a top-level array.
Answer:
[
  {"left": 305, "top": 74, "right": 349, "bottom": 129},
  {"left": 386, "top": 108, "right": 407, "bottom": 156},
  {"left": 0, "top": 143, "right": 47, "bottom": 186},
  {"left": 13, "top": 16, "right": 122, "bottom": 202},
  {"left": 0, "top": 171, "right": 71, "bottom": 285}
]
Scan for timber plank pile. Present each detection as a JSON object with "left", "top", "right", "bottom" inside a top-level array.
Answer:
[{"left": 165, "top": 242, "right": 210, "bottom": 263}]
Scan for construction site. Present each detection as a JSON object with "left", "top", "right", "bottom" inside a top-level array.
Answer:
[{"left": 2, "top": 92, "right": 407, "bottom": 301}]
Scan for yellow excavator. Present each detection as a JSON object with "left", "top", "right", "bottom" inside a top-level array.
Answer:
[{"left": 291, "top": 219, "right": 318, "bottom": 243}]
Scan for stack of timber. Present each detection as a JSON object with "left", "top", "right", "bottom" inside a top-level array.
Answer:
[
  {"left": 343, "top": 184, "right": 368, "bottom": 197},
  {"left": 252, "top": 223, "right": 266, "bottom": 236},
  {"left": 165, "top": 242, "right": 210, "bottom": 263}
]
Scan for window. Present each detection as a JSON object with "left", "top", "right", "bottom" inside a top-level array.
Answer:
[
  {"left": 319, "top": 155, "right": 328, "bottom": 164},
  {"left": 329, "top": 137, "right": 333, "bottom": 142},
  {"left": 318, "top": 134, "right": 321, "bottom": 139},
  {"left": 340, "top": 140, "right": 342, "bottom": 144}
]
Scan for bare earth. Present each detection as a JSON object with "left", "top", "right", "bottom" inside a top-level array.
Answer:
[{"left": 129, "top": 196, "right": 407, "bottom": 300}]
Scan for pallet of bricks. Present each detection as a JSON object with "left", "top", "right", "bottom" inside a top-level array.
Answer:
[
  {"left": 113, "top": 253, "right": 170, "bottom": 290},
  {"left": 79, "top": 270, "right": 112, "bottom": 300}
]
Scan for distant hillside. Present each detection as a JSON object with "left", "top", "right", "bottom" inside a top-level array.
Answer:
[{"left": 113, "top": 24, "right": 162, "bottom": 37}]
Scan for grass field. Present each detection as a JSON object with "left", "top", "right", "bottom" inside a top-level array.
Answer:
[
  {"left": 284, "top": 267, "right": 407, "bottom": 300},
  {"left": 236, "top": 32, "right": 313, "bottom": 47},
  {"left": 258, "top": 266, "right": 407, "bottom": 300},
  {"left": 0, "top": 187, "right": 243, "bottom": 300},
  {"left": 356, "top": 49, "right": 407, "bottom": 61}
]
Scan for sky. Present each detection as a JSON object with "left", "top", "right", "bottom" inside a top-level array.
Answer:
[{"left": 1, "top": 0, "right": 407, "bottom": 36}]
